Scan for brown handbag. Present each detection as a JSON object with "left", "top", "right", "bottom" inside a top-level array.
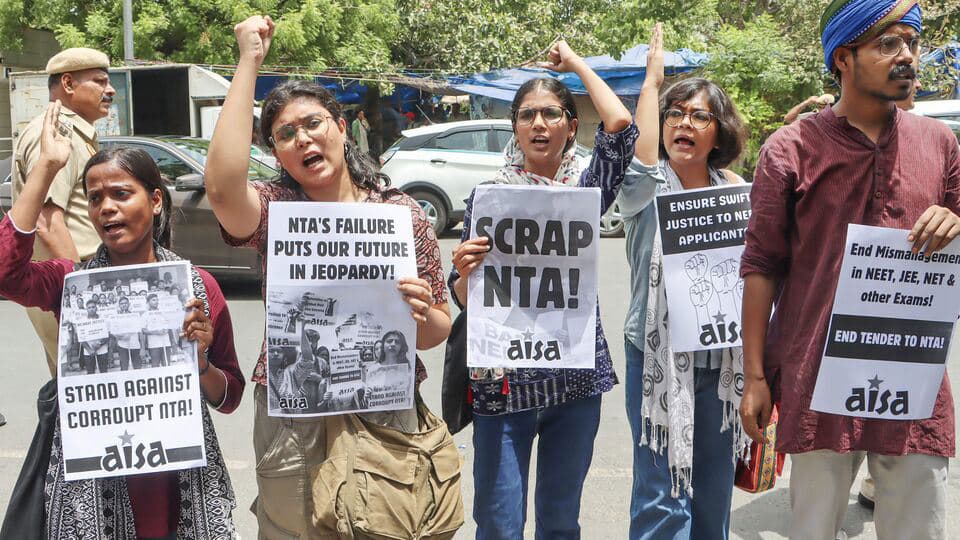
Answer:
[{"left": 734, "top": 405, "right": 786, "bottom": 493}]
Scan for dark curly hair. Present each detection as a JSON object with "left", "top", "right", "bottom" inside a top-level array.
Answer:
[
  {"left": 260, "top": 80, "right": 390, "bottom": 192},
  {"left": 658, "top": 78, "right": 747, "bottom": 169}
]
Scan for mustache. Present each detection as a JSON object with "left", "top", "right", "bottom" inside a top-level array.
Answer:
[
  {"left": 889, "top": 64, "right": 916, "bottom": 80},
  {"left": 100, "top": 96, "right": 114, "bottom": 103}
]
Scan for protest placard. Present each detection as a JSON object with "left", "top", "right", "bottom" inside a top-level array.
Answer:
[
  {"left": 265, "top": 202, "right": 418, "bottom": 416},
  {"left": 466, "top": 185, "right": 599, "bottom": 369},
  {"left": 57, "top": 261, "right": 204, "bottom": 481},
  {"left": 810, "top": 224, "right": 960, "bottom": 420},
  {"left": 655, "top": 184, "right": 751, "bottom": 351}
]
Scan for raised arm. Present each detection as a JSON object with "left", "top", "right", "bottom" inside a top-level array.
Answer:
[
  {"left": 205, "top": 15, "right": 275, "bottom": 240},
  {"left": 11, "top": 101, "right": 72, "bottom": 232},
  {"left": 635, "top": 23, "right": 664, "bottom": 165},
  {"left": 541, "top": 41, "right": 631, "bottom": 133}
]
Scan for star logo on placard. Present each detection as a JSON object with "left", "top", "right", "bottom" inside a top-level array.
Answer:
[
  {"left": 118, "top": 430, "right": 135, "bottom": 446},
  {"left": 712, "top": 311, "right": 726, "bottom": 324},
  {"left": 867, "top": 375, "right": 884, "bottom": 390},
  {"left": 521, "top": 328, "right": 535, "bottom": 341}
]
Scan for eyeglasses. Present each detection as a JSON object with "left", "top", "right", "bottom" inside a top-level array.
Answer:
[
  {"left": 270, "top": 114, "right": 334, "bottom": 147},
  {"left": 877, "top": 35, "right": 921, "bottom": 57},
  {"left": 664, "top": 109, "right": 715, "bottom": 130},
  {"left": 514, "top": 106, "right": 568, "bottom": 125}
]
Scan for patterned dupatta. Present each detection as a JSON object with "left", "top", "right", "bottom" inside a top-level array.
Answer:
[{"left": 43, "top": 243, "right": 238, "bottom": 539}]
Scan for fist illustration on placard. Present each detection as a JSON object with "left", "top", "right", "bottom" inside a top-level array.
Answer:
[{"left": 684, "top": 253, "right": 709, "bottom": 282}]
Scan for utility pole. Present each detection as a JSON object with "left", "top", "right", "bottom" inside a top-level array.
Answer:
[{"left": 123, "top": 0, "right": 134, "bottom": 61}]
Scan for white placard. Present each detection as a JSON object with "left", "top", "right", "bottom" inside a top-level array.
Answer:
[
  {"left": 810, "top": 224, "right": 960, "bottom": 420},
  {"left": 265, "top": 202, "right": 418, "bottom": 416},
  {"left": 57, "top": 261, "right": 204, "bottom": 481},
  {"left": 655, "top": 184, "right": 751, "bottom": 351},
  {"left": 466, "top": 185, "right": 599, "bottom": 369}
]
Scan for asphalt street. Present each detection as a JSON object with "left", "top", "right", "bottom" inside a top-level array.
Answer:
[{"left": 0, "top": 234, "right": 956, "bottom": 539}]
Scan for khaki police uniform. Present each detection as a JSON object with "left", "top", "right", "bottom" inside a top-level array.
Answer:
[{"left": 11, "top": 48, "right": 107, "bottom": 376}]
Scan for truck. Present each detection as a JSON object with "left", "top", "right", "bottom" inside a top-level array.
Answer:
[{"left": 9, "top": 63, "right": 231, "bottom": 142}]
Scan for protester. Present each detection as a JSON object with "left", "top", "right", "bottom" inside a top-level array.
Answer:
[
  {"left": 0, "top": 102, "right": 244, "bottom": 537},
  {"left": 110, "top": 294, "right": 143, "bottom": 370},
  {"left": 79, "top": 298, "right": 110, "bottom": 374},
  {"left": 205, "top": 15, "right": 452, "bottom": 537},
  {"left": 379, "top": 329, "right": 410, "bottom": 366},
  {"left": 594, "top": 23, "right": 749, "bottom": 539},
  {"left": 352, "top": 109, "right": 371, "bottom": 155},
  {"left": 739, "top": 2, "right": 957, "bottom": 539},
  {"left": 447, "top": 40, "right": 636, "bottom": 538},
  {"left": 11, "top": 48, "right": 116, "bottom": 377},
  {"left": 783, "top": 94, "right": 835, "bottom": 124}
]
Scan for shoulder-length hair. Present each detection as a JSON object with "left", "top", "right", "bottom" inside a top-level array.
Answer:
[{"left": 658, "top": 78, "right": 748, "bottom": 169}]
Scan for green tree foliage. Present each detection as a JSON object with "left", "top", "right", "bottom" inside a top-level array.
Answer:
[{"left": 0, "top": 0, "right": 399, "bottom": 72}]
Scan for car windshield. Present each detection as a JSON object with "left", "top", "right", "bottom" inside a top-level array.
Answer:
[{"left": 164, "top": 138, "right": 277, "bottom": 180}]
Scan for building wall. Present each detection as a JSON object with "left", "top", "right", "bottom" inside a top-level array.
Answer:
[{"left": 1, "top": 29, "right": 61, "bottom": 159}]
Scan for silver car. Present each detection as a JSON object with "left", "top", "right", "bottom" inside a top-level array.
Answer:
[{"left": 380, "top": 119, "right": 624, "bottom": 237}]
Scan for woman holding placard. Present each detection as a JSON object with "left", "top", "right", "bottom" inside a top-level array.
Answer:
[
  {"left": 0, "top": 101, "right": 245, "bottom": 538},
  {"left": 204, "top": 15, "right": 455, "bottom": 538},
  {"left": 608, "top": 23, "right": 749, "bottom": 540},
  {"left": 447, "top": 41, "right": 637, "bottom": 538}
]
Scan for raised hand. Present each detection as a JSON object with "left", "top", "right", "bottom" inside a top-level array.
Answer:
[
  {"left": 645, "top": 22, "right": 665, "bottom": 89},
  {"left": 233, "top": 15, "right": 275, "bottom": 65},
  {"left": 39, "top": 100, "right": 72, "bottom": 172},
  {"left": 538, "top": 40, "right": 584, "bottom": 73}
]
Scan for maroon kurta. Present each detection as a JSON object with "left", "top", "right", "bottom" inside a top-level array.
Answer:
[{"left": 741, "top": 105, "right": 958, "bottom": 457}]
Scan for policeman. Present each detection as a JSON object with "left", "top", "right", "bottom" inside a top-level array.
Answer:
[{"left": 12, "top": 47, "right": 116, "bottom": 376}]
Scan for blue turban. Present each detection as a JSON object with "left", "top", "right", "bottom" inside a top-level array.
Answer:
[{"left": 821, "top": 0, "right": 922, "bottom": 72}]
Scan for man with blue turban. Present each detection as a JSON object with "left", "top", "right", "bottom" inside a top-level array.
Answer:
[{"left": 740, "top": 1, "right": 957, "bottom": 539}]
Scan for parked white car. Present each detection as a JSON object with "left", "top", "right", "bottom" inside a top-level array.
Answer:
[{"left": 380, "top": 119, "right": 624, "bottom": 237}]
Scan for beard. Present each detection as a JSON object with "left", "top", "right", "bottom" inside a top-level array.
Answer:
[{"left": 854, "top": 62, "right": 915, "bottom": 102}]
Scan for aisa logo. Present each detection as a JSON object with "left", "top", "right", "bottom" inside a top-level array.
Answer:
[
  {"left": 102, "top": 430, "right": 168, "bottom": 473},
  {"left": 699, "top": 312, "right": 740, "bottom": 347},
  {"left": 507, "top": 329, "right": 561, "bottom": 362},
  {"left": 845, "top": 375, "right": 909, "bottom": 416}
]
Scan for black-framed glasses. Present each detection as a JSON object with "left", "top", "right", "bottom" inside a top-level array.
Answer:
[
  {"left": 514, "top": 106, "right": 568, "bottom": 125},
  {"left": 270, "top": 114, "right": 334, "bottom": 147},
  {"left": 664, "top": 108, "right": 715, "bottom": 130},
  {"left": 877, "top": 34, "right": 921, "bottom": 57}
]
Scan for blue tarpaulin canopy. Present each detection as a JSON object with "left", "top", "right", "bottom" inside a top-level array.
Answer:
[
  {"left": 920, "top": 42, "right": 960, "bottom": 99},
  {"left": 451, "top": 44, "right": 708, "bottom": 100}
]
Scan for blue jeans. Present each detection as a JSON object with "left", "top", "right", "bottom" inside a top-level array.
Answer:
[
  {"left": 625, "top": 340, "right": 735, "bottom": 540},
  {"left": 472, "top": 394, "right": 602, "bottom": 540}
]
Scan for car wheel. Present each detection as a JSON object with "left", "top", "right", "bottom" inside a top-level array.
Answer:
[
  {"left": 410, "top": 191, "right": 449, "bottom": 235},
  {"left": 600, "top": 201, "right": 625, "bottom": 237}
]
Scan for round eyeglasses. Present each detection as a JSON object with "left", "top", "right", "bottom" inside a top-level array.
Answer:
[{"left": 664, "top": 109, "right": 715, "bottom": 130}]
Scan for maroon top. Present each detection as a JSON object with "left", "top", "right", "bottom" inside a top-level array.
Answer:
[
  {"left": 220, "top": 181, "right": 449, "bottom": 387},
  {"left": 0, "top": 215, "right": 245, "bottom": 537},
  {"left": 741, "top": 106, "right": 958, "bottom": 457}
]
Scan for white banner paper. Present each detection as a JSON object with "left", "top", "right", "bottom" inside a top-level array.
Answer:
[
  {"left": 655, "top": 184, "right": 751, "bottom": 351},
  {"left": 57, "top": 261, "right": 204, "bottom": 481},
  {"left": 466, "top": 185, "right": 599, "bottom": 369},
  {"left": 810, "top": 224, "right": 960, "bottom": 420},
  {"left": 265, "top": 202, "right": 418, "bottom": 416}
]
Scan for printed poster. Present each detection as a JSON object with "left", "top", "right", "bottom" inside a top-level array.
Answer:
[
  {"left": 57, "top": 261, "right": 205, "bottom": 481},
  {"left": 655, "top": 184, "right": 751, "bottom": 351},
  {"left": 467, "top": 185, "right": 599, "bottom": 369},
  {"left": 265, "top": 202, "right": 418, "bottom": 416},
  {"left": 811, "top": 224, "right": 960, "bottom": 420}
]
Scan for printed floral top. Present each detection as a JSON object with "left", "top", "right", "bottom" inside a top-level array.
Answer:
[
  {"left": 448, "top": 123, "right": 638, "bottom": 415},
  {"left": 221, "top": 182, "right": 448, "bottom": 387}
]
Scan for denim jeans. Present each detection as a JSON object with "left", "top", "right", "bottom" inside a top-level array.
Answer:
[
  {"left": 624, "top": 340, "right": 735, "bottom": 540},
  {"left": 472, "top": 394, "right": 602, "bottom": 540}
]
